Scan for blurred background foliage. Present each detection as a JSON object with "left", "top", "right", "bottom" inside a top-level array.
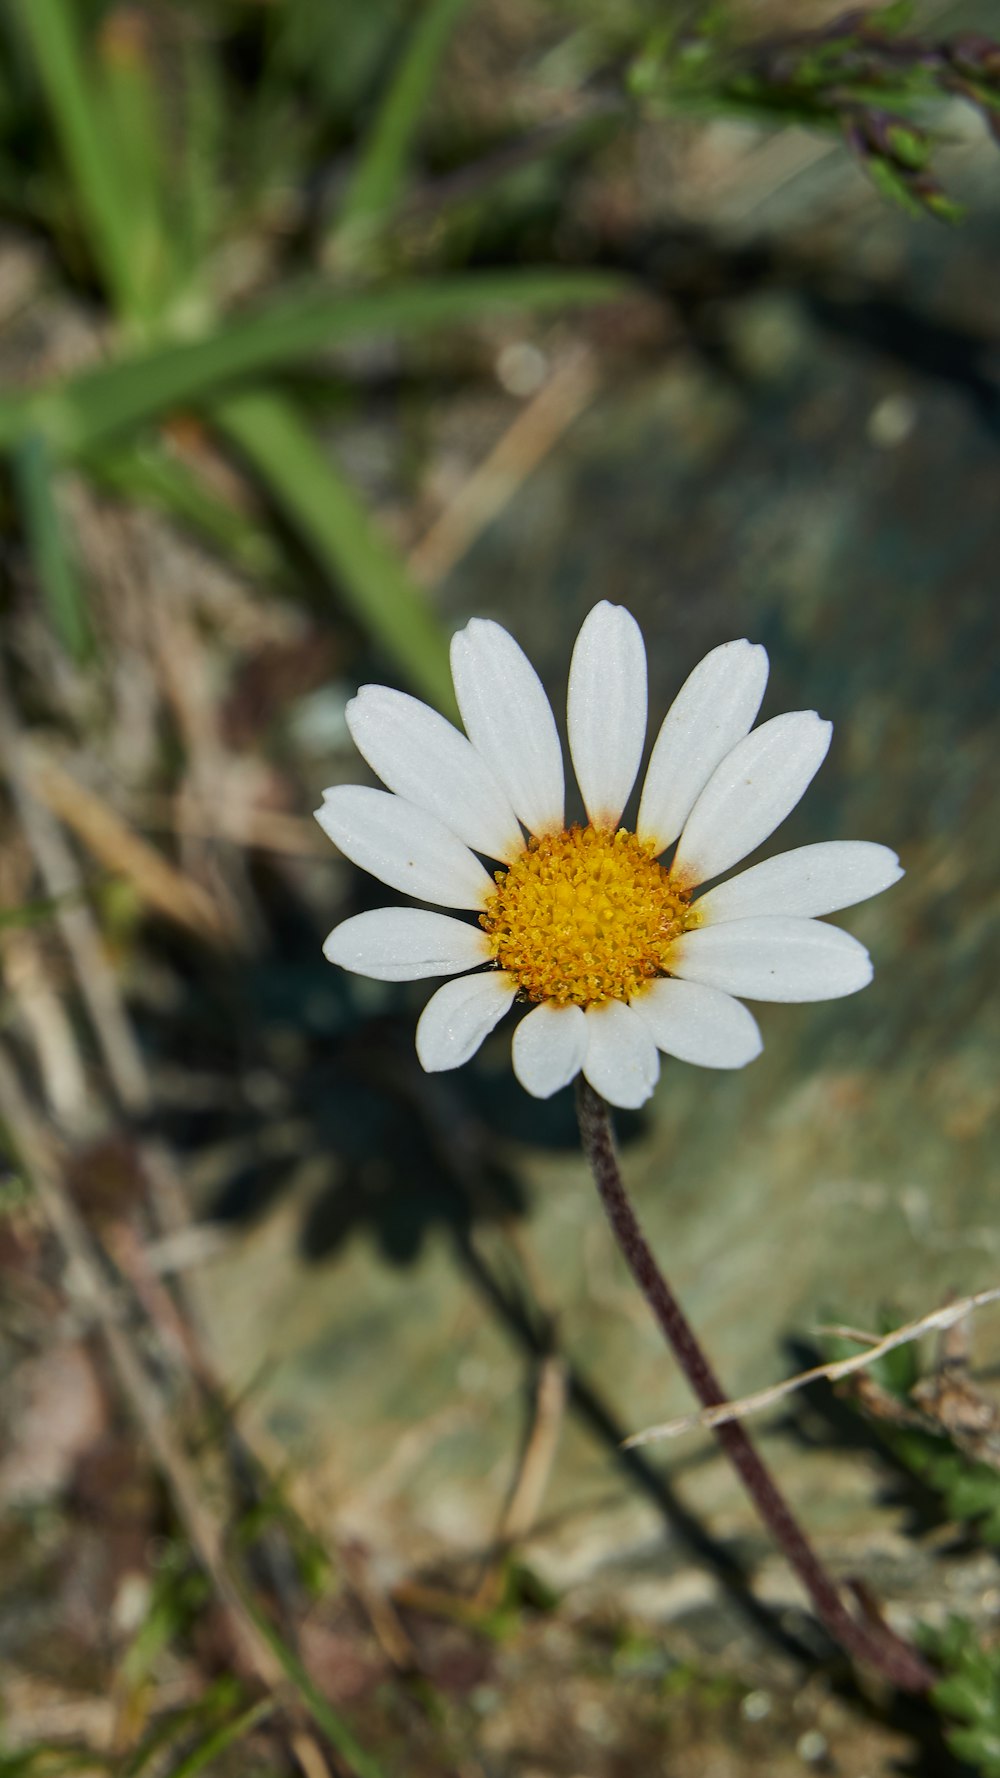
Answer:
[
  {"left": 1, "top": 0, "right": 999, "bottom": 703},
  {"left": 2, "top": 0, "right": 1000, "bottom": 1774}
]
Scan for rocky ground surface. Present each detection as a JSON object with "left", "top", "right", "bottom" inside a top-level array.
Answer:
[{"left": 3, "top": 4, "right": 1000, "bottom": 1771}]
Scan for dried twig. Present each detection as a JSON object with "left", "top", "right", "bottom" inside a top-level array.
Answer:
[
  {"left": 0, "top": 1042, "right": 271, "bottom": 1674},
  {"left": 407, "top": 346, "right": 598, "bottom": 588},
  {"left": 623, "top": 1287, "right": 1000, "bottom": 1449},
  {"left": 135, "top": 794, "right": 324, "bottom": 857},
  {"left": 0, "top": 659, "right": 148, "bottom": 1113},
  {"left": 474, "top": 1352, "right": 567, "bottom": 1610},
  {"left": 26, "top": 751, "right": 231, "bottom": 945},
  {"left": 499, "top": 1353, "right": 568, "bottom": 1545},
  {"left": 0, "top": 847, "right": 88, "bottom": 1122},
  {"left": 0, "top": 1042, "right": 339, "bottom": 1778},
  {"left": 149, "top": 579, "right": 257, "bottom": 944}
]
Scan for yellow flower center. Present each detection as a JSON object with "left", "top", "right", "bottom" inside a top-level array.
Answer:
[{"left": 480, "top": 824, "right": 698, "bottom": 1007}]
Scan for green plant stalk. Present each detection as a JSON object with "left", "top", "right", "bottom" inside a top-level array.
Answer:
[
  {"left": 12, "top": 432, "right": 91, "bottom": 659},
  {"left": 173, "top": 29, "right": 225, "bottom": 293},
  {"left": 0, "top": 270, "right": 626, "bottom": 455},
  {"left": 164, "top": 1698, "right": 276, "bottom": 1778},
  {"left": 0, "top": 889, "right": 91, "bottom": 931},
  {"left": 88, "top": 442, "right": 284, "bottom": 580},
  {"left": 246, "top": 1597, "right": 387, "bottom": 1778},
  {"left": 214, "top": 388, "right": 456, "bottom": 714},
  {"left": 98, "top": 16, "right": 176, "bottom": 325},
  {"left": 11, "top": 0, "right": 146, "bottom": 325},
  {"left": 334, "top": 0, "right": 475, "bottom": 251}
]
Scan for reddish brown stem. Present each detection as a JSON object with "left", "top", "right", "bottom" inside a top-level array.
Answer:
[{"left": 575, "top": 1079, "right": 934, "bottom": 1694}]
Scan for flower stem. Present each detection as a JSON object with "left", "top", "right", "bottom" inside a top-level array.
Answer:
[{"left": 575, "top": 1079, "right": 934, "bottom": 1694}]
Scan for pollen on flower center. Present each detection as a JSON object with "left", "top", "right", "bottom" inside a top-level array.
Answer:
[{"left": 480, "top": 824, "right": 698, "bottom": 1007}]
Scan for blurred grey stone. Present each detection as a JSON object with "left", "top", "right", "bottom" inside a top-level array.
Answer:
[{"left": 198, "top": 104, "right": 1000, "bottom": 1673}]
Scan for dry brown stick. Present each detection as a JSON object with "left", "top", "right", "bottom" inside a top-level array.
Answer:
[
  {"left": 27, "top": 752, "right": 231, "bottom": 945},
  {"left": 474, "top": 1352, "right": 567, "bottom": 1610},
  {"left": 148, "top": 582, "right": 256, "bottom": 947},
  {"left": 0, "top": 660, "right": 219, "bottom": 1295},
  {"left": 0, "top": 1042, "right": 336, "bottom": 1778},
  {"left": 2, "top": 674, "right": 341, "bottom": 1709},
  {"left": 623, "top": 1287, "right": 1000, "bottom": 1448},
  {"left": 338, "top": 1543, "right": 417, "bottom": 1672},
  {"left": 0, "top": 846, "right": 89, "bottom": 1123},
  {"left": 407, "top": 346, "right": 598, "bottom": 588},
  {"left": 0, "top": 660, "right": 148, "bottom": 1115},
  {"left": 0, "top": 1042, "right": 270, "bottom": 1675},
  {"left": 0, "top": 674, "right": 330, "bottom": 1759},
  {"left": 499, "top": 1353, "right": 567, "bottom": 1543},
  {"left": 133, "top": 794, "right": 325, "bottom": 857},
  {"left": 0, "top": 669, "right": 212, "bottom": 1316}
]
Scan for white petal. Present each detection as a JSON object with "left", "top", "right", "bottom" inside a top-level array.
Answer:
[
  {"left": 347, "top": 685, "right": 524, "bottom": 862},
  {"left": 697, "top": 841, "right": 904, "bottom": 924},
  {"left": 316, "top": 786, "right": 493, "bottom": 909},
  {"left": 567, "top": 602, "right": 647, "bottom": 827},
  {"left": 631, "top": 977, "right": 762, "bottom": 1069},
  {"left": 450, "top": 618, "right": 564, "bottom": 835},
  {"left": 637, "top": 639, "right": 768, "bottom": 852},
  {"left": 511, "top": 1002, "right": 587, "bottom": 1099},
  {"left": 669, "top": 917, "right": 873, "bottom": 1003},
  {"left": 672, "top": 711, "right": 833, "bottom": 888},
  {"left": 416, "top": 972, "right": 516, "bottom": 1072},
  {"left": 323, "top": 908, "right": 491, "bottom": 981},
  {"left": 582, "top": 1000, "right": 660, "bottom": 1109}
]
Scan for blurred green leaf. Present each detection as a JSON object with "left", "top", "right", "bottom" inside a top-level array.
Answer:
[
  {"left": 884, "top": 121, "right": 929, "bottom": 170},
  {"left": 920, "top": 188, "right": 966, "bottom": 226},
  {"left": 864, "top": 156, "right": 925, "bottom": 216},
  {"left": 11, "top": 431, "right": 91, "bottom": 660},
  {"left": 121, "top": 1680, "right": 243, "bottom": 1778},
  {"left": 173, "top": 29, "right": 226, "bottom": 299},
  {"left": 121, "top": 1546, "right": 211, "bottom": 1694},
  {"left": 334, "top": 0, "right": 475, "bottom": 256},
  {"left": 89, "top": 441, "right": 283, "bottom": 581},
  {"left": 97, "top": 12, "right": 178, "bottom": 324},
  {"left": 829, "top": 1313, "right": 1000, "bottom": 1546},
  {"left": 245, "top": 1592, "right": 387, "bottom": 1778},
  {"left": 0, "top": 270, "right": 626, "bottom": 455},
  {"left": 0, "top": 1747, "right": 111, "bottom": 1777},
  {"left": 891, "top": 1430, "right": 1000, "bottom": 1543},
  {"left": 271, "top": 0, "right": 408, "bottom": 124},
  {"left": 215, "top": 388, "right": 456, "bottom": 714},
  {"left": 163, "top": 1698, "right": 275, "bottom": 1778},
  {"left": 0, "top": 889, "right": 88, "bottom": 931},
  {"left": 10, "top": 0, "right": 147, "bottom": 324},
  {"left": 925, "top": 1617, "right": 1000, "bottom": 1775},
  {"left": 877, "top": 1, "right": 917, "bottom": 29}
]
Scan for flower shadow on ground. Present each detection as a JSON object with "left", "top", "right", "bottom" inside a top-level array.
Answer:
[{"left": 151, "top": 877, "right": 846, "bottom": 1672}]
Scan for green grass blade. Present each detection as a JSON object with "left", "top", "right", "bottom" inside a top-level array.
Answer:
[
  {"left": 88, "top": 442, "right": 283, "bottom": 580},
  {"left": 9, "top": 0, "right": 144, "bottom": 322},
  {"left": 0, "top": 890, "right": 91, "bottom": 931},
  {"left": 245, "top": 1604, "right": 387, "bottom": 1778},
  {"left": 0, "top": 1746, "right": 112, "bottom": 1777},
  {"left": 2, "top": 270, "right": 626, "bottom": 455},
  {"left": 214, "top": 389, "right": 456, "bottom": 714},
  {"left": 172, "top": 31, "right": 225, "bottom": 297},
  {"left": 12, "top": 432, "right": 91, "bottom": 660},
  {"left": 163, "top": 1698, "right": 275, "bottom": 1778},
  {"left": 97, "top": 14, "right": 177, "bottom": 324},
  {"left": 335, "top": 0, "right": 475, "bottom": 256}
]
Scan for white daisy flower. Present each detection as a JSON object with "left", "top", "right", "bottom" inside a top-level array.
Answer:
[{"left": 316, "top": 602, "right": 902, "bottom": 1111}]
